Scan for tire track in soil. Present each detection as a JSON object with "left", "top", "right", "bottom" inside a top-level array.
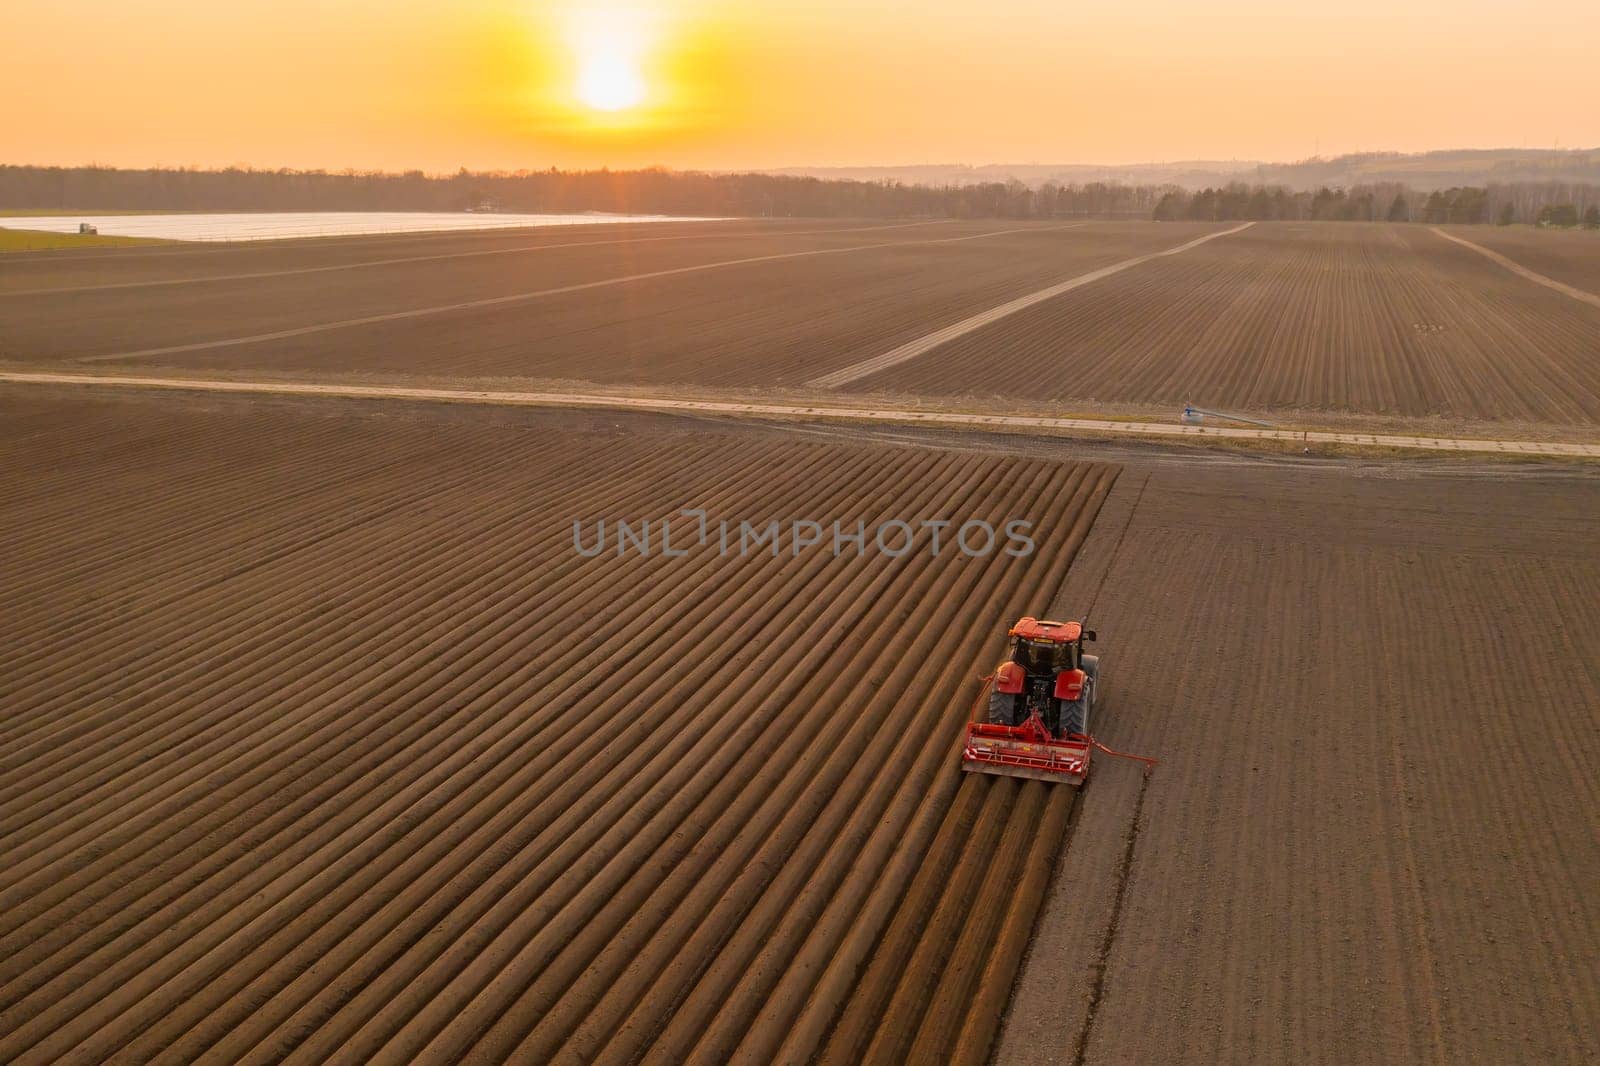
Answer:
[
  {"left": 0, "top": 391, "right": 1119, "bottom": 1066},
  {"left": 1071, "top": 772, "right": 1150, "bottom": 1066},
  {"left": 1045, "top": 471, "right": 1154, "bottom": 1066}
]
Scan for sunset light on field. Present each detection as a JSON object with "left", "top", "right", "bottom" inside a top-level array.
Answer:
[{"left": 4, "top": 0, "right": 1600, "bottom": 1060}]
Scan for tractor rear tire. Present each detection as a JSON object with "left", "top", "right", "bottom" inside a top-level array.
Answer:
[
  {"left": 1056, "top": 677, "right": 1092, "bottom": 736},
  {"left": 987, "top": 690, "right": 1020, "bottom": 726}
]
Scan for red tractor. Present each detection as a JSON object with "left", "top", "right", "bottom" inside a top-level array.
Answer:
[{"left": 962, "top": 617, "right": 1099, "bottom": 786}]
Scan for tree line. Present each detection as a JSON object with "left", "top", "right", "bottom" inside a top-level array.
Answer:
[
  {"left": 1154, "top": 182, "right": 1600, "bottom": 226},
  {"left": 1, "top": 164, "right": 1596, "bottom": 226},
  {"left": 0, "top": 165, "right": 1163, "bottom": 220}
]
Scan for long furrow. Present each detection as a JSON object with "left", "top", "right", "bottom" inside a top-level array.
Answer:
[
  {"left": 0, "top": 392, "right": 1117, "bottom": 1065},
  {"left": 209, "top": 450, "right": 991, "bottom": 1065},
  {"left": 846, "top": 222, "right": 1600, "bottom": 426}
]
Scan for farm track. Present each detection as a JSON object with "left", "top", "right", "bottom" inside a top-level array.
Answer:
[
  {"left": 808, "top": 222, "right": 1254, "bottom": 387},
  {"left": 1437, "top": 225, "right": 1600, "bottom": 296},
  {"left": 1431, "top": 227, "right": 1600, "bottom": 310},
  {"left": 0, "top": 391, "right": 1117, "bottom": 1065},
  {"left": 9, "top": 371, "right": 1597, "bottom": 459},
  {"left": 854, "top": 222, "right": 1600, "bottom": 425}
]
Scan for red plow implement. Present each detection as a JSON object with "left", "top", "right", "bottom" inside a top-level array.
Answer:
[{"left": 962, "top": 714, "right": 1091, "bottom": 787}]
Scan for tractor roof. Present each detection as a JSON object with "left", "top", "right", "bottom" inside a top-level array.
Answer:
[{"left": 1009, "top": 616, "right": 1081, "bottom": 642}]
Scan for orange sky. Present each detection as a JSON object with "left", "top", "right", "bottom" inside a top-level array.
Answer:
[{"left": 7, "top": 0, "right": 1597, "bottom": 171}]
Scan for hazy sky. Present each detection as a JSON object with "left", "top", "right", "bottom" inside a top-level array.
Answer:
[{"left": 7, "top": 0, "right": 1596, "bottom": 171}]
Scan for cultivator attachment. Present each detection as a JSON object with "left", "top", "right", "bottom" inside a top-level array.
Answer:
[{"left": 962, "top": 713, "right": 1090, "bottom": 787}]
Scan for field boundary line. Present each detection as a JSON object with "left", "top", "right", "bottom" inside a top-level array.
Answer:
[
  {"left": 2, "top": 220, "right": 957, "bottom": 298},
  {"left": 806, "top": 222, "right": 1255, "bottom": 389},
  {"left": 73, "top": 225, "right": 1084, "bottom": 364},
  {"left": 7, "top": 370, "right": 1600, "bottom": 459},
  {"left": 1429, "top": 227, "right": 1600, "bottom": 310}
]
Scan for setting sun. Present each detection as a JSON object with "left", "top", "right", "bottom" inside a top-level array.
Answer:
[
  {"left": 577, "top": 53, "right": 645, "bottom": 112},
  {"left": 568, "top": 7, "right": 652, "bottom": 115}
]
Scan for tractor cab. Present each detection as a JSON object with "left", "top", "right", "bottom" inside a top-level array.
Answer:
[
  {"left": 1008, "top": 617, "right": 1094, "bottom": 674},
  {"left": 962, "top": 616, "right": 1100, "bottom": 786},
  {"left": 1005, "top": 617, "right": 1096, "bottom": 691}
]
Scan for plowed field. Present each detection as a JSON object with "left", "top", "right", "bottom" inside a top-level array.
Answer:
[
  {"left": 0, "top": 221, "right": 1218, "bottom": 385},
  {"left": 4, "top": 208, "right": 1597, "bottom": 1064},
  {"left": 1000, "top": 462, "right": 1600, "bottom": 1064},
  {"left": 6, "top": 220, "right": 1597, "bottom": 431},
  {"left": 0, "top": 390, "right": 1115, "bottom": 1064},
  {"left": 851, "top": 223, "right": 1600, "bottom": 425},
  {"left": 1439, "top": 225, "right": 1600, "bottom": 295}
]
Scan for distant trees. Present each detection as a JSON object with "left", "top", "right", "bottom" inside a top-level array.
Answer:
[
  {"left": 1586, "top": 206, "right": 1600, "bottom": 230},
  {"left": 1486, "top": 182, "right": 1600, "bottom": 225},
  {"left": 1155, "top": 183, "right": 1424, "bottom": 223},
  {"left": 1187, "top": 187, "right": 1220, "bottom": 220},
  {"left": 1310, "top": 187, "right": 1345, "bottom": 219},
  {"left": 1029, "top": 180, "right": 1163, "bottom": 218},
  {"left": 1, "top": 164, "right": 1596, "bottom": 227},
  {"left": 1537, "top": 204, "right": 1581, "bottom": 228},
  {"left": 1445, "top": 187, "right": 1489, "bottom": 223},
  {"left": 1417, "top": 188, "right": 1489, "bottom": 224},
  {"left": 1146, "top": 181, "right": 1600, "bottom": 225},
  {"left": 1152, "top": 191, "right": 1185, "bottom": 221},
  {"left": 0, "top": 165, "right": 1166, "bottom": 221}
]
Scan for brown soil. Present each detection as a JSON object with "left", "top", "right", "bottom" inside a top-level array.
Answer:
[
  {"left": 855, "top": 222, "right": 1600, "bottom": 425},
  {"left": 1439, "top": 224, "right": 1600, "bottom": 295},
  {"left": 0, "top": 218, "right": 871, "bottom": 288},
  {"left": 0, "top": 222, "right": 1218, "bottom": 382},
  {"left": 0, "top": 389, "right": 1115, "bottom": 1065},
  {"left": 7, "top": 220, "right": 1595, "bottom": 430},
  {"left": 998, "top": 462, "right": 1600, "bottom": 1065},
  {"left": 3, "top": 209, "right": 1597, "bottom": 1063}
]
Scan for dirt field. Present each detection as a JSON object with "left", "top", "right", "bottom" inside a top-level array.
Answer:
[
  {"left": 0, "top": 221, "right": 1216, "bottom": 385},
  {"left": 852, "top": 223, "right": 1600, "bottom": 425},
  {"left": 5, "top": 220, "right": 1596, "bottom": 431},
  {"left": 0, "top": 217, "right": 817, "bottom": 290},
  {"left": 0, "top": 389, "right": 1115, "bottom": 1065},
  {"left": 999, "top": 460, "right": 1600, "bottom": 1064},
  {"left": 1439, "top": 225, "right": 1600, "bottom": 295},
  {"left": 3, "top": 208, "right": 1598, "bottom": 1063}
]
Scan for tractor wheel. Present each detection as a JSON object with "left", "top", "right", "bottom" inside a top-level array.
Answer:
[
  {"left": 1057, "top": 657, "right": 1100, "bottom": 735},
  {"left": 987, "top": 690, "right": 1020, "bottom": 726},
  {"left": 1056, "top": 680, "right": 1092, "bottom": 736}
]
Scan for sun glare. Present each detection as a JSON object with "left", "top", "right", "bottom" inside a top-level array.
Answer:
[
  {"left": 578, "top": 53, "right": 645, "bottom": 112},
  {"left": 569, "top": 8, "right": 651, "bottom": 114}
]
